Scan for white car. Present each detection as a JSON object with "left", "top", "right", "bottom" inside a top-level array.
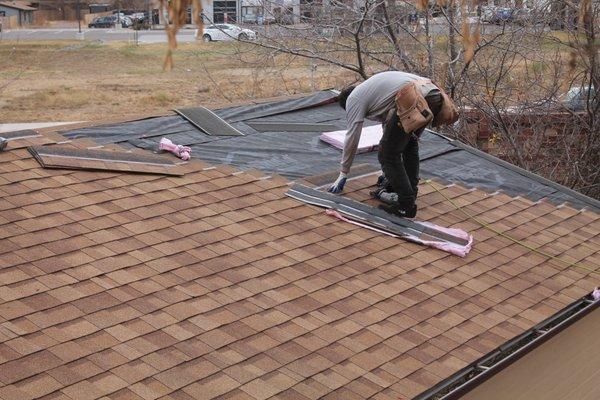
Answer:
[{"left": 200, "top": 24, "right": 256, "bottom": 42}]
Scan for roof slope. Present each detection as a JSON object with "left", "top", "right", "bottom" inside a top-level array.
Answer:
[
  {"left": 62, "top": 91, "right": 600, "bottom": 212},
  {"left": 0, "top": 132, "right": 598, "bottom": 400}
]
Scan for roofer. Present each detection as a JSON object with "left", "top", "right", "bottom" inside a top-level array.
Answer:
[{"left": 329, "top": 71, "right": 458, "bottom": 218}]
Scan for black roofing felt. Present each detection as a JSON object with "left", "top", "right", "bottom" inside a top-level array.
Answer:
[{"left": 62, "top": 90, "right": 600, "bottom": 212}]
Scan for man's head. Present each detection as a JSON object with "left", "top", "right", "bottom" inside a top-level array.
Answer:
[
  {"left": 338, "top": 85, "right": 356, "bottom": 110},
  {"left": 425, "top": 90, "right": 443, "bottom": 124},
  {"left": 431, "top": 90, "right": 459, "bottom": 127}
]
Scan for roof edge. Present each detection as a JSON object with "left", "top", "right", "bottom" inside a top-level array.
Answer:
[
  {"left": 413, "top": 292, "right": 600, "bottom": 400},
  {"left": 428, "top": 130, "right": 600, "bottom": 211}
]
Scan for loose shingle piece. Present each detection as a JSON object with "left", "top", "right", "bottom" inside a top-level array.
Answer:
[
  {"left": 28, "top": 145, "right": 183, "bottom": 176},
  {"left": 176, "top": 107, "right": 244, "bottom": 136},
  {"left": 0, "top": 129, "right": 41, "bottom": 140},
  {"left": 0, "top": 131, "right": 598, "bottom": 400}
]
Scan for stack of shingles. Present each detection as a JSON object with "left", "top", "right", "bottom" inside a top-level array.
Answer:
[{"left": 0, "top": 131, "right": 598, "bottom": 400}]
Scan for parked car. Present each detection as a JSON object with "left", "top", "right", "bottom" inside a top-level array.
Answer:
[
  {"left": 130, "top": 12, "right": 146, "bottom": 21},
  {"left": 256, "top": 14, "right": 276, "bottom": 25},
  {"left": 120, "top": 16, "right": 133, "bottom": 28},
  {"left": 132, "top": 16, "right": 150, "bottom": 30},
  {"left": 242, "top": 14, "right": 258, "bottom": 24},
  {"left": 512, "top": 8, "right": 533, "bottom": 25},
  {"left": 200, "top": 24, "right": 257, "bottom": 42},
  {"left": 560, "top": 86, "right": 596, "bottom": 111},
  {"left": 489, "top": 8, "right": 514, "bottom": 24},
  {"left": 88, "top": 16, "right": 117, "bottom": 28}
]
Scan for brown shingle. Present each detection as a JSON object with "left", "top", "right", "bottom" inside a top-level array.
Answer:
[
  {"left": 183, "top": 373, "right": 238, "bottom": 399},
  {"left": 1, "top": 131, "right": 598, "bottom": 400}
]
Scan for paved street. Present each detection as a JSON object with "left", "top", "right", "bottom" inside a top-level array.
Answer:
[
  {"left": 0, "top": 28, "right": 198, "bottom": 43},
  {"left": 0, "top": 21, "right": 504, "bottom": 44},
  {"left": 0, "top": 20, "right": 484, "bottom": 43}
]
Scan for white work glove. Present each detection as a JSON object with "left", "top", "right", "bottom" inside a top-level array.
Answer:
[{"left": 328, "top": 172, "right": 347, "bottom": 194}]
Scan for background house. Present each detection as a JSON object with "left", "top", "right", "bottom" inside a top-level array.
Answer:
[{"left": 0, "top": 0, "right": 36, "bottom": 27}]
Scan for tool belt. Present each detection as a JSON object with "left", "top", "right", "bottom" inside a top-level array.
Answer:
[
  {"left": 395, "top": 82, "right": 433, "bottom": 134},
  {"left": 395, "top": 80, "right": 459, "bottom": 133}
]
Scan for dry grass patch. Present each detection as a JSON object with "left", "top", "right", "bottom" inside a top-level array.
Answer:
[
  {"left": 0, "top": 40, "right": 354, "bottom": 122},
  {"left": 10, "top": 87, "right": 95, "bottom": 110},
  {"left": 148, "top": 90, "right": 179, "bottom": 107}
]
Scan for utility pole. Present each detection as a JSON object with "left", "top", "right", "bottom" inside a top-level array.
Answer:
[
  {"left": 77, "top": 0, "right": 81, "bottom": 33},
  {"left": 76, "top": 0, "right": 84, "bottom": 39},
  {"left": 146, "top": 0, "right": 152, "bottom": 28}
]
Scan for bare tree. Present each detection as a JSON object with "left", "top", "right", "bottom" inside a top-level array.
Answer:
[
  {"left": 451, "top": 0, "right": 599, "bottom": 198},
  {"left": 221, "top": 0, "right": 599, "bottom": 198}
]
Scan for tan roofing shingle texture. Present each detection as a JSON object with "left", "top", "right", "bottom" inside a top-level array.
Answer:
[{"left": 0, "top": 134, "right": 598, "bottom": 399}]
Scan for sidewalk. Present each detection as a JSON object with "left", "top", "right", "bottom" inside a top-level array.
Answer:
[{"left": 0, "top": 122, "right": 83, "bottom": 133}]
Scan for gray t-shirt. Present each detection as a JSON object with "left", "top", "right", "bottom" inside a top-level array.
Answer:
[{"left": 341, "top": 71, "right": 437, "bottom": 173}]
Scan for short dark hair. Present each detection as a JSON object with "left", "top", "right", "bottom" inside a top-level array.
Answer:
[{"left": 338, "top": 85, "right": 356, "bottom": 110}]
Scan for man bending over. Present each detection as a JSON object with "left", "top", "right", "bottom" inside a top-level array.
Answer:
[{"left": 329, "top": 71, "right": 458, "bottom": 218}]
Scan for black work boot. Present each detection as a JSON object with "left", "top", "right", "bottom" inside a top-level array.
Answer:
[
  {"left": 370, "top": 189, "right": 402, "bottom": 207},
  {"left": 370, "top": 188, "right": 382, "bottom": 199},
  {"left": 376, "top": 174, "right": 386, "bottom": 187},
  {"left": 375, "top": 174, "right": 392, "bottom": 191},
  {"left": 379, "top": 201, "right": 417, "bottom": 218}
]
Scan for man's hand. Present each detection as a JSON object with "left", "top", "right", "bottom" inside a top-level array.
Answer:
[{"left": 328, "top": 172, "right": 347, "bottom": 193}]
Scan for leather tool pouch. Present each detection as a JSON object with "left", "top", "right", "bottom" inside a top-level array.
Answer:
[{"left": 395, "top": 82, "right": 433, "bottom": 133}]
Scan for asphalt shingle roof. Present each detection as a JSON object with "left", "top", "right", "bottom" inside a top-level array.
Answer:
[
  {"left": 0, "top": 131, "right": 598, "bottom": 399},
  {"left": 0, "top": 1, "right": 36, "bottom": 11}
]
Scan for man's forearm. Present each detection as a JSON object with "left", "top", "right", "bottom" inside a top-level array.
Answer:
[{"left": 340, "top": 121, "right": 363, "bottom": 174}]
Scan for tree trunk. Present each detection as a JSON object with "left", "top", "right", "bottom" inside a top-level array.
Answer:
[
  {"left": 425, "top": 3, "right": 434, "bottom": 77},
  {"left": 447, "top": 0, "right": 459, "bottom": 94}
]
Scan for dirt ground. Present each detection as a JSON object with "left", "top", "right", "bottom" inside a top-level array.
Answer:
[{"left": 0, "top": 40, "right": 355, "bottom": 123}]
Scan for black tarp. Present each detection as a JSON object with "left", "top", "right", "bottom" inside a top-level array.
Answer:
[
  {"left": 214, "top": 90, "right": 339, "bottom": 122},
  {"left": 61, "top": 92, "right": 600, "bottom": 212}
]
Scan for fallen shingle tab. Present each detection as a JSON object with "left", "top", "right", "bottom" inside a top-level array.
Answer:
[{"left": 28, "top": 146, "right": 183, "bottom": 176}]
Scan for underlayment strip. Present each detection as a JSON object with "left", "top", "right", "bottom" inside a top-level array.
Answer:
[
  {"left": 0, "top": 130, "right": 41, "bottom": 140},
  {"left": 246, "top": 121, "right": 340, "bottom": 133},
  {"left": 287, "top": 184, "right": 469, "bottom": 245},
  {"left": 175, "top": 107, "right": 244, "bottom": 136},
  {"left": 286, "top": 187, "right": 444, "bottom": 242}
]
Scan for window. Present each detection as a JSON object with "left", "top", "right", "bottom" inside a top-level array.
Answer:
[{"left": 213, "top": 1, "right": 237, "bottom": 23}]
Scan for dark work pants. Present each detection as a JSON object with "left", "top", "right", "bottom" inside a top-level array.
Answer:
[
  {"left": 377, "top": 90, "right": 443, "bottom": 205},
  {"left": 378, "top": 110, "right": 419, "bottom": 205}
]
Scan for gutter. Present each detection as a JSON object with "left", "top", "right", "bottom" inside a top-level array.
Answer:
[{"left": 413, "top": 292, "right": 600, "bottom": 400}]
